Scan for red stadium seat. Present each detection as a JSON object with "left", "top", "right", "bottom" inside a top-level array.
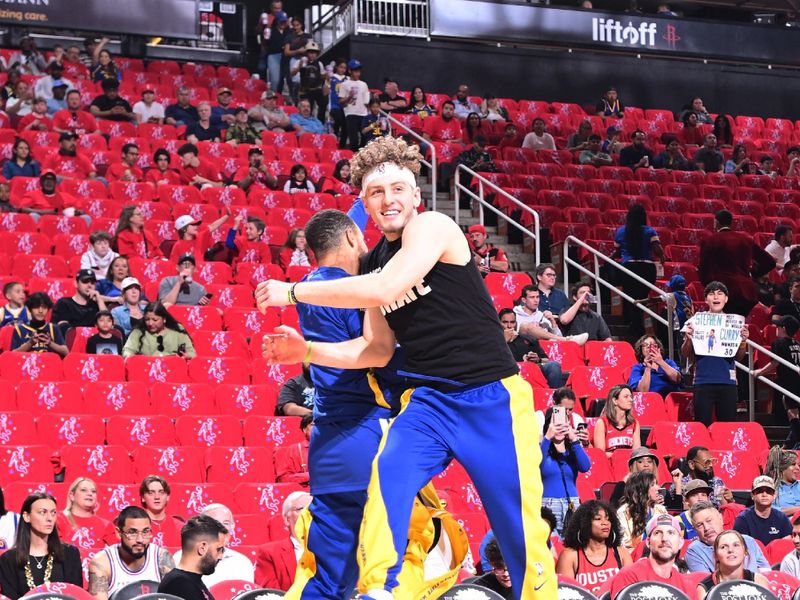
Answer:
[
  {"left": 250, "top": 359, "right": 301, "bottom": 387},
  {"left": 664, "top": 391, "right": 695, "bottom": 422},
  {"left": 133, "top": 446, "right": 204, "bottom": 481},
  {"left": 168, "top": 306, "right": 223, "bottom": 332},
  {"left": 128, "top": 258, "right": 175, "bottom": 285},
  {"left": 52, "top": 234, "right": 90, "bottom": 257},
  {"left": 151, "top": 382, "right": 217, "bottom": 416},
  {"left": 215, "top": 384, "right": 277, "bottom": 417},
  {"left": 223, "top": 308, "right": 281, "bottom": 338},
  {"left": 538, "top": 341, "right": 585, "bottom": 371},
  {"left": 193, "top": 262, "right": 233, "bottom": 286},
  {"left": 94, "top": 483, "right": 139, "bottom": 520},
  {"left": 708, "top": 450, "right": 761, "bottom": 491},
  {"left": 12, "top": 254, "right": 68, "bottom": 279},
  {"left": 0, "top": 352, "right": 62, "bottom": 381},
  {"left": 188, "top": 357, "right": 251, "bottom": 385},
  {"left": 83, "top": 382, "right": 151, "bottom": 416},
  {"left": 28, "top": 277, "right": 77, "bottom": 301},
  {"left": 233, "top": 482, "right": 304, "bottom": 516},
  {"left": 630, "top": 392, "right": 669, "bottom": 427},
  {"left": 38, "top": 216, "right": 89, "bottom": 237},
  {"left": 62, "top": 354, "right": 125, "bottom": 383},
  {"left": 0, "top": 412, "right": 36, "bottom": 445},
  {"left": 5, "top": 482, "right": 67, "bottom": 514},
  {"left": 567, "top": 366, "right": 626, "bottom": 401},
  {"left": 37, "top": 413, "right": 105, "bottom": 447},
  {"left": 0, "top": 231, "right": 51, "bottom": 254},
  {"left": 584, "top": 341, "right": 638, "bottom": 370},
  {"left": 192, "top": 331, "right": 249, "bottom": 358},
  {"left": 242, "top": 416, "right": 304, "bottom": 448},
  {"left": 175, "top": 415, "right": 244, "bottom": 447},
  {"left": 205, "top": 446, "right": 275, "bottom": 483},
  {"left": 0, "top": 445, "right": 54, "bottom": 481},
  {"left": 576, "top": 448, "right": 614, "bottom": 502},
  {"left": 206, "top": 285, "right": 255, "bottom": 310},
  {"left": 60, "top": 444, "right": 133, "bottom": 483},
  {"left": 106, "top": 416, "right": 177, "bottom": 450},
  {"left": 17, "top": 381, "right": 82, "bottom": 413},
  {"left": 169, "top": 483, "right": 238, "bottom": 518},
  {"left": 484, "top": 272, "right": 532, "bottom": 299},
  {"left": 648, "top": 421, "right": 712, "bottom": 458},
  {"left": 0, "top": 213, "right": 38, "bottom": 233},
  {"left": 708, "top": 422, "right": 770, "bottom": 458},
  {"left": 517, "top": 362, "right": 548, "bottom": 388}
]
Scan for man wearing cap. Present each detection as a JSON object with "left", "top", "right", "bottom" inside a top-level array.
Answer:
[
  {"left": 338, "top": 59, "right": 370, "bottom": 151},
  {"left": 290, "top": 98, "right": 325, "bottom": 135},
  {"left": 234, "top": 148, "right": 277, "bottom": 191},
  {"left": 106, "top": 143, "right": 143, "bottom": 182},
  {"left": 211, "top": 88, "right": 236, "bottom": 129},
  {"left": 248, "top": 90, "right": 290, "bottom": 132},
  {"left": 165, "top": 87, "right": 199, "bottom": 127},
  {"left": 678, "top": 479, "right": 713, "bottom": 540},
  {"left": 686, "top": 501, "right": 769, "bottom": 572},
  {"left": 34, "top": 61, "right": 74, "bottom": 100},
  {"left": 610, "top": 514, "right": 696, "bottom": 599},
  {"left": 296, "top": 41, "right": 327, "bottom": 122},
  {"left": 89, "top": 78, "right": 135, "bottom": 122},
  {"left": 734, "top": 476, "right": 792, "bottom": 546},
  {"left": 15, "top": 170, "right": 81, "bottom": 219},
  {"left": 176, "top": 143, "right": 223, "bottom": 189},
  {"left": 111, "top": 277, "right": 147, "bottom": 337},
  {"left": 522, "top": 118, "right": 556, "bottom": 151},
  {"left": 43, "top": 132, "right": 98, "bottom": 179},
  {"left": 225, "top": 107, "right": 260, "bottom": 145},
  {"left": 266, "top": 11, "right": 291, "bottom": 96},
  {"left": 47, "top": 83, "right": 69, "bottom": 115},
  {"left": 169, "top": 213, "right": 231, "bottom": 263},
  {"left": 52, "top": 269, "right": 107, "bottom": 333},
  {"left": 469, "top": 224, "right": 508, "bottom": 274},
  {"left": 133, "top": 88, "right": 165, "bottom": 125},
  {"left": 158, "top": 255, "right": 210, "bottom": 308},
  {"left": 53, "top": 90, "right": 100, "bottom": 136}
]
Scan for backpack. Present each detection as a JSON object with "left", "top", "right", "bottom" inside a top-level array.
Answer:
[{"left": 300, "top": 61, "right": 323, "bottom": 92}]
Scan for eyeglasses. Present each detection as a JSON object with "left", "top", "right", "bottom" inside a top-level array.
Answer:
[
  {"left": 120, "top": 528, "right": 152, "bottom": 540},
  {"left": 156, "top": 335, "right": 164, "bottom": 352},
  {"left": 492, "top": 566, "right": 508, "bottom": 575},
  {"left": 542, "top": 272, "right": 556, "bottom": 278},
  {"left": 693, "top": 458, "right": 717, "bottom": 467}
]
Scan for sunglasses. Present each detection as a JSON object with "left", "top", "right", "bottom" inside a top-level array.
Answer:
[{"left": 156, "top": 335, "right": 164, "bottom": 353}]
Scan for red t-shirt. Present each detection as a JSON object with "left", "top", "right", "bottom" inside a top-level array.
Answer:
[
  {"left": 52, "top": 109, "right": 98, "bottom": 136},
  {"left": 43, "top": 152, "right": 96, "bottom": 178},
  {"left": 610, "top": 558, "right": 697, "bottom": 600},
  {"left": 16, "top": 190, "right": 78, "bottom": 212},
  {"left": 56, "top": 513, "right": 109, "bottom": 550},
  {"left": 178, "top": 158, "right": 222, "bottom": 187},
  {"left": 232, "top": 235, "right": 272, "bottom": 266},
  {"left": 101, "top": 514, "right": 183, "bottom": 548},
  {"left": 423, "top": 115, "right": 463, "bottom": 143},
  {"left": 106, "top": 162, "right": 144, "bottom": 182},
  {"left": 115, "top": 229, "right": 165, "bottom": 259},
  {"left": 233, "top": 166, "right": 275, "bottom": 190},
  {"left": 601, "top": 415, "right": 638, "bottom": 451},
  {"left": 17, "top": 113, "right": 53, "bottom": 132},
  {"left": 145, "top": 168, "right": 182, "bottom": 186},
  {"left": 168, "top": 226, "right": 214, "bottom": 263}
]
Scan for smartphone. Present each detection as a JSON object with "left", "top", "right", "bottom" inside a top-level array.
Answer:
[
  {"left": 552, "top": 406, "right": 567, "bottom": 426},
  {"left": 656, "top": 487, "right": 667, "bottom": 499},
  {"left": 576, "top": 422, "right": 588, "bottom": 431},
  {"left": 204, "top": 293, "right": 213, "bottom": 300}
]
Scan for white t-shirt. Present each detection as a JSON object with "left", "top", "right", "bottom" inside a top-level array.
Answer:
[
  {"left": 0, "top": 512, "right": 17, "bottom": 550},
  {"left": 133, "top": 100, "right": 165, "bottom": 123},
  {"left": 522, "top": 132, "right": 556, "bottom": 151},
  {"left": 338, "top": 79, "right": 370, "bottom": 117}
]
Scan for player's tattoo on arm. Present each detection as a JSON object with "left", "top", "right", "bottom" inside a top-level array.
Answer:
[
  {"left": 158, "top": 548, "right": 176, "bottom": 577},
  {"left": 88, "top": 560, "right": 110, "bottom": 600}
]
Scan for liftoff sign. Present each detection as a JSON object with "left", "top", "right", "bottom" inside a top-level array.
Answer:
[{"left": 684, "top": 311, "right": 745, "bottom": 357}]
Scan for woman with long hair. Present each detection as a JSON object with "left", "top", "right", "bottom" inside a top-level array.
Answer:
[
  {"left": 462, "top": 112, "right": 485, "bottom": 145},
  {"left": 96, "top": 255, "right": 129, "bottom": 304},
  {"left": 480, "top": 95, "right": 509, "bottom": 122},
  {"left": 725, "top": 143, "right": 752, "bottom": 175},
  {"left": 616, "top": 471, "right": 666, "bottom": 552},
  {"left": 407, "top": 86, "right": 436, "bottom": 119},
  {"left": 766, "top": 445, "right": 800, "bottom": 514},
  {"left": 593, "top": 384, "right": 641, "bottom": 457},
  {"left": 279, "top": 228, "right": 316, "bottom": 270},
  {"left": 55, "top": 478, "right": 108, "bottom": 548},
  {"left": 713, "top": 114, "right": 734, "bottom": 147},
  {"left": 90, "top": 39, "right": 121, "bottom": 83},
  {"left": 0, "top": 493, "right": 82, "bottom": 599},
  {"left": 321, "top": 159, "right": 357, "bottom": 196},
  {"left": 557, "top": 500, "right": 632, "bottom": 594},
  {"left": 2, "top": 139, "right": 40, "bottom": 180},
  {"left": 283, "top": 164, "right": 316, "bottom": 194},
  {"left": 114, "top": 205, "right": 164, "bottom": 259},
  {"left": 697, "top": 530, "right": 769, "bottom": 599},
  {"left": 627, "top": 335, "right": 681, "bottom": 396},
  {"left": 121, "top": 302, "right": 195, "bottom": 358}
]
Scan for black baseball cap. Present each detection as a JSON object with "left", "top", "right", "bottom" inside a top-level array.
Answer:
[
  {"left": 76, "top": 269, "right": 97, "bottom": 282},
  {"left": 177, "top": 254, "right": 196, "bottom": 266}
]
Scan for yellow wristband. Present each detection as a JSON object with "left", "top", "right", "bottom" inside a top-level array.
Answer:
[{"left": 303, "top": 341, "right": 313, "bottom": 364}]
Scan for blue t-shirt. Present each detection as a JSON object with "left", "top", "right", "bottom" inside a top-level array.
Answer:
[
  {"left": 733, "top": 505, "right": 792, "bottom": 547},
  {"left": 2, "top": 159, "right": 40, "bottom": 180},
  {"left": 615, "top": 225, "right": 658, "bottom": 262},
  {"left": 694, "top": 354, "right": 737, "bottom": 386},
  {"left": 290, "top": 113, "right": 325, "bottom": 134},
  {"left": 775, "top": 480, "right": 800, "bottom": 511},
  {"left": 627, "top": 360, "right": 681, "bottom": 396},
  {"left": 329, "top": 74, "right": 346, "bottom": 110}
]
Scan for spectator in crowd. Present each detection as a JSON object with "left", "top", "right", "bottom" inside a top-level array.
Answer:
[
  {"left": 296, "top": 42, "right": 328, "bottom": 122},
  {"left": 255, "top": 0, "right": 283, "bottom": 73},
  {"left": 699, "top": 211, "right": 775, "bottom": 317},
  {"left": 275, "top": 414, "right": 313, "bottom": 485},
  {"left": 682, "top": 281, "right": 751, "bottom": 426},
  {"left": 338, "top": 59, "right": 370, "bottom": 152},
  {"left": 0, "top": 282, "right": 30, "bottom": 328},
  {"left": 46, "top": 83, "right": 69, "bottom": 115},
  {"left": 480, "top": 95, "right": 509, "bottom": 122},
  {"left": 225, "top": 216, "right": 271, "bottom": 267},
  {"left": 610, "top": 514, "right": 696, "bottom": 599},
  {"left": 456, "top": 135, "right": 497, "bottom": 174},
  {"left": 276, "top": 365, "right": 314, "bottom": 416},
  {"left": 169, "top": 213, "right": 230, "bottom": 263},
  {"left": 627, "top": 335, "right": 682, "bottom": 396},
  {"left": 320, "top": 159, "right": 356, "bottom": 196},
  {"left": 713, "top": 114, "right": 735, "bottom": 148},
  {"left": 63, "top": 45, "right": 87, "bottom": 78},
  {"left": 225, "top": 107, "right": 260, "bottom": 145},
  {"left": 53, "top": 90, "right": 100, "bottom": 136},
  {"left": 786, "top": 146, "right": 800, "bottom": 177},
  {"left": 754, "top": 316, "right": 800, "bottom": 448},
  {"left": 540, "top": 412, "right": 591, "bottom": 536},
  {"left": 522, "top": 118, "right": 556, "bottom": 151},
  {"left": 696, "top": 529, "right": 769, "bottom": 598},
  {"left": 43, "top": 133, "right": 98, "bottom": 180},
  {"left": 132, "top": 88, "right": 165, "bottom": 125},
  {"left": 255, "top": 492, "right": 312, "bottom": 590},
  {"left": 34, "top": 62, "right": 74, "bottom": 101},
  {"left": 90, "top": 79, "right": 134, "bottom": 122},
  {"left": 114, "top": 205, "right": 164, "bottom": 259},
  {"left": 499, "top": 309, "right": 564, "bottom": 388},
  {"left": 361, "top": 99, "right": 390, "bottom": 144},
  {"left": 724, "top": 143, "right": 752, "bottom": 175},
  {"left": 89, "top": 506, "right": 174, "bottom": 600},
  {"left": 616, "top": 472, "right": 667, "bottom": 552},
  {"left": 90, "top": 38, "right": 122, "bottom": 83},
  {"left": 10, "top": 292, "right": 67, "bottom": 356},
  {"left": 0, "top": 493, "right": 82, "bottom": 599},
  {"left": 3, "top": 138, "right": 40, "bottom": 180},
  {"left": 290, "top": 98, "right": 326, "bottom": 136},
  {"left": 172, "top": 505, "right": 253, "bottom": 587},
  {"left": 96, "top": 256, "right": 131, "bottom": 304},
  {"left": 678, "top": 97, "right": 712, "bottom": 124},
  {"left": 470, "top": 224, "right": 508, "bottom": 274},
  {"left": 578, "top": 134, "right": 614, "bottom": 166},
  {"left": 685, "top": 501, "right": 769, "bottom": 572},
  {"left": 452, "top": 84, "right": 479, "bottom": 120},
  {"left": 678, "top": 480, "right": 713, "bottom": 540},
  {"left": 559, "top": 280, "right": 612, "bottom": 342},
  {"left": 5, "top": 80, "right": 34, "bottom": 119},
  {"left": 679, "top": 111, "right": 705, "bottom": 146},
  {"left": 694, "top": 133, "right": 725, "bottom": 173},
  {"left": 80, "top": 38, "right": 97, "bottom": 68},
  {"left": 283, "top": 19, "right": 311, "bottom": 105},
  {"left": 407, "top": 86, "right": 436, "bottom": 119},
  {"left": 1, "top": 70, "right": 21, "bottom": 102},
  {"left": 86, "top": 311, "right": 123, "bottom": 355},
  {"left": 0, "top": 183, "right": 17, "bottom": 215},
  {"left": 176, "top": 143, "right": 223, "bottom": 189},
  {"left": 422, "top": 100, "right": 463, "bottom": 147},
  {"left": 17, "top": 97, "right": 52, "bottom": 132},
  {"left": 733, "top": 475, "right": 791, "bottom": 546},
  {"left": 111, "top": 277, "right": 147, "bottom": 337},
  {"left": 473, "top": 538, "right": 512, "bottom": 599},
  {"left": 557, "top": 500, "right": 632, "bottom": 594},
  {"left": 185, "top": 102, "right": 221, "bottom": 143},
  {"left": 596, "top": 86, "right": 624, "bottom": 118},
  {"left": 123, "top": 302, "right": 192, "bottom": 362},
  {"left": 764, "top": 225, "right": 795, "bottom": 270},
  {"left": 515, "top": 284, "right": 571, "bottom": 340},
  {"left": 603, "top": 126, "right": 624, "bottom": 155},
  {"left": 765, "top": 446, "right": 800, "bottom": 515},
  {"left": 535, "top": 263, "right": 570, "bottom": 315},
  {"left": 158, "top": 255, "right": 210, "bottom": 308},
  {"left": 15, "top": 170, "right": 80, "bottom": 219},
  {"left": 326, "top": 59, "right": 349, "bottom": 147},
  {"left": 461, "top": 112, "right": 486, "bottom": 145},
  {"left": 106, "top": 143, "right": 143, "bottom": 182},
  {"left": 0, "top": 486, "right": 18, "bottom": 550},
  {"left": 619, "top": 130, "right": 654, "bottom": 170},
  {"left": 680, "top": 446, "right": 732, "bottom": 509},
  {"left": 248, "top": 90, "right": 290, "bottom": 132},
  {"left": 594, "top": 384, "right": 641, "bottom": 457},
  {"left": 566, "top": 120, "right": 593, "bottom": 152},
  {"left": 158, "top": 516, "right": 226, "bottom": 600},
  {"left": 165, "top": 87, "right": 199, "bottom": 127},
  {"left": 774, "top": 278, "right": 800, "bottom": 327},
  {"left": 81, "top": 231, "right": 119, "bottom": 283},
  {"left": 283, "top": 164, "right": 316, "bottom": 194},
  {"left": 56, "top": 478, "right": 107, "bottom": 550},
  {"left": 145, "top": 149, "right": 181, "bottom": 186},
  {"left": 280, "top": 228, "right": 315, "bottom": 270},
  {"left": 608, "top": 447, "right": 664, "bottom": 509},
  {"left": 653, "top": 135, "right": 690, "bottom": 170},
  {"left": 534, "top": 387, "right": 586, "bottom": 436},
  {"left": 210, "top": 89, "right": 236, "bottom": 130},
  {"left": 266, "top": 12, "right": 291, "bottom": 96},
  {"left": 780, "top": 514, "right": 800, "bottom": 576},
  {"left": 53, "top": 269, "right": 106, "bottom": 332},
  {"left": 758, "top": 155, "right": 779, "bottom": 178},
  {"left": 8, "top": 37, "right": 47, "bottom": 76}
]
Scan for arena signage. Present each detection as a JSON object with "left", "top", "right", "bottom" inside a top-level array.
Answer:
[
  {"left": 0, "top": 0, "right": 198, "bottom": 38},
  {"left": 430, "top": 0, "right": 800, "bottom": 65}
]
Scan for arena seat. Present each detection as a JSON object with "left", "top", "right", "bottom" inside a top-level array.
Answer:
[
  {"left": 37, "top": 413, "right": 105, "bottom": 447},
  {"left": 576, "top": 448, "right": 614, "bottom": 501},
  {"left": 60, "top": 444, "right": 134, "bottom": 483},
  {"left": 175, "top": 415, "right": 244, "bottom": 447},
  {"left": 192, "top": 331, "right": 250, "bottom": 358},
  {"left": 62, "top": 353, "right": 125, "bottom": 383},
  {"left": 205, "top": 446, "right": 275, "bottom": 483},
  {"left": 233, "top": 482, "right": 304, "bottom": 516},
  {"left": 648, "top": 421, "right": 712, "bottom": 458},
  {"left": 630, "top": 392, "right": 669, "bottom": 427},
  {"left": 707, "top": 450, "right": 761, "bottom": 491},
  {"left": 0, "top": 231, "right": 51, "bottom": 254},
  {"left": 223, "top": 308, "right": 281, "bottom": 337},
  {"left": 250, "top": 359, "right": 301, "bottom": 387},
  {"left": 168, "top": 483, "right": 238, "bottom": 518},
  {"left": 133, "top": 445, "right": 205, "bottom": 481},
  {"left": 567, "top": 366, "right": 626, "bottom": 402},
  {"left": 0, "top": 412, "right": 36, "bottom": 445},
  {"left": 151, "top": 382, "right": 217, "bottom": 416},
  {"left": 0, "top": 445, "right": 54, "bottom": 481},
  {"left": 16, "top": 381, "right": 81, "bottom": 413},
  {"left": 106, "top": 415, "right": 177, "bottom": 450},
  {"left": 0, "top": 351, "right": 63, "bottom": 381},
  {"left": 125, "top": 355, "right": 191, "bottom": 383},
  {"left": 242, "top": 416, "right": 305, "bottom": 448},
  {"left": 84, "top": 382, "right": 151, "bottom": 416},
  {"left": 188, "top": 356, "right": 251, "bottom": 385},
  {"left": 5, "top": 482, "right": 67, "bottom": 513},
  {"left": 708, "top": 422, "right": 770, "bottom": 458},
  {"left": 584, "top": 341, "right": 637, "bottom": 370}
]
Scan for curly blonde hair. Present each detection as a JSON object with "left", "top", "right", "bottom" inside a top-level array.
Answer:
[{"left": 349, "top": 136, "right": 422, "bottom": 188}]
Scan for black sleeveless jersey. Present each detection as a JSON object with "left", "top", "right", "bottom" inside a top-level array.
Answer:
[{"left": 361, "top": 236, "right": 518, "bottom": 387}]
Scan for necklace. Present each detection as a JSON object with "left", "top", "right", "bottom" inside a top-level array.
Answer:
[
  {"left": 32, "top": 555, "right": 45, "bottom": 569},
  {"left": 24, "top": 554, "right": 53, "bottom": 590}
]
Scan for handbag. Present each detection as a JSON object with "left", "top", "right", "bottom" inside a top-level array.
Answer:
[{"left": 558, "top": 457, "right": 576, "bottom": 531}]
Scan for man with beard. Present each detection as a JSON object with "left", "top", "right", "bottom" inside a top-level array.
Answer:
[
  {"left": 53, "top": 269, "right": 107, "bottom": 333},
  {"left": 43, "top": 132, "right": 99, "bottom": 179},
  {"left": 158, "top": 516, "right": 227, "bottom": 600},
  {"left": 610, "top": 514, "right": 696, "bottom": 599},
  {"left": 16, "top": 170, "right": 80, "bottom": 219},
  {"left": 88, "top": 506, "right": 175, "bottom": 600},
  {"left": 679, "top": 446, "right": 733, "bottom": 509}
]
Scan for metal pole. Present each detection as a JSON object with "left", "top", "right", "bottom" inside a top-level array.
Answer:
[
  {"left": 563, "top": 237, "right": 570, "bottom": 296},
  {"left": 748, "top": 350, "right": 755, "bottom": 422},
  {"left": 453, "top": 168, "right": 461, "bottom": 226},
  {"left": 593, "top": 254, "right": 602, "bottom": 317},
  {"left": 666, "top": 301, "right": 674, "bottom": 361}
]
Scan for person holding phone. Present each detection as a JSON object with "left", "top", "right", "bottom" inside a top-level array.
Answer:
[
  {"left": 158, "top": 254, "right": 211, "bottom": 308},
  {"left": 627, "top": 335, "right": 682, "bottom": 397},
  {"left": 122, "top": 302, "right": 195, "bottom": 358},
  {"left": 535, "top": 388, "right": 589, "bottom": 445},
  {"left": 10, "top": 292, "right": 68, "bottom": 357},
  {"left": 616, "top": 471, "right": 667, "bottom": 552}
]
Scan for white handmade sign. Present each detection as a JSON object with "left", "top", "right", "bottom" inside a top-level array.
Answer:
[{"left": 685, "top": 311, "right": 745, "bottom": 357}]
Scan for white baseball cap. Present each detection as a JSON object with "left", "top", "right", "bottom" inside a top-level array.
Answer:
[
  {"left": 175, "top": 215, "right": 201, "bottom": 230},
  {"left": 120, "top": 277, "right": 141, "bottom": 291}
]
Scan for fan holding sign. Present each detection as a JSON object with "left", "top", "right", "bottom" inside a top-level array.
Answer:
[{"left": 681, "top": 281, "right": 749, "bottom": 427}]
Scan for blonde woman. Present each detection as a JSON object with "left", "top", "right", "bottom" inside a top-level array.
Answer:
[{"left": 55, "top": 478, "right": 108, "bottom": 548}]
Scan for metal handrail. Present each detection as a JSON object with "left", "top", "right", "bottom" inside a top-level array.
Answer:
[
  {"left": 735, "top": 338, "right": 800, "bottom": 421},
  {"left": 453, "top": 165, "right": 541, "bottom": 264},
  {"left": 562, "top": 235, "right": 675, "bottom": 357},
  {"left": 381, "top": 110, "right": 437, "bottom": 211}
]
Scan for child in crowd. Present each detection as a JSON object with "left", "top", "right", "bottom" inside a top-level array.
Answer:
[
  {"left": 283, "top": 164, "right": 315, "bottom": 194},
  {"left": 10, "top": 292, "right": 68, "bottom": 356},
  {"left": 361, "top": 99, "right": 390, "bottom": 144},
  {"left": 86, "top": 310, "right": 122, "bottom": 355},
  {"left": 0, "top": 282, "right": 30, "bottom": 327},
  {"left": 225, "top": 215, "right": 272, "bottom": 268},
  {"left": 80, "top": 231, "right": 119, "bottom": 281}
]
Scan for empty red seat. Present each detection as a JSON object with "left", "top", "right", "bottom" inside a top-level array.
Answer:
[
  {"left": 584, "top": 341, "right": 637, "bottom": 370},
  {"left": 736, "top": 186, "right": 770, "bottom": 203},
  {"left": 107, "top": 415, "right": 176, "bottom": 449},
  {"left": 133, "top": 446, "right": 204, "bottom": 481},
  {"left": 233, "top": 482, "right": 304, "bottom": 517},
  {"left": 0, "top": 352, "right": 62, "bottom": 381},
  {"left": 0, "top": 445, "right": 54, "bottom": 481},
  {"left": 661, "top": 182, "right": 698, "bottom": 199},
  {"left": 168, "top": 306, "right": 224, "bottom": 332},
  {"left": 148, "top": 382, "right": 215, "bottom": 416},
  {"left": 28, "top": 278, "right": 77, "bottom": 301},
  {"left": 169, "top": 482, "right": 238, "bottom": 518},
  {"left": 62, "top": 354, "right": 124, "bottom": 383},
  {"left": 250, "top": 359, "right": 301, "bottom": 387},
  {"left": 709, "top": 422, "right": 769, "bottom": 458},
  {"left": 484, "top": 273, "right": 532, "bottom": 299},
  {"left": 665, "top": 245, "right": 700, "bottom": 263},
  {"left": 205, "top": 446, "right": 275, "bottom": 483},
  {"left": 215, "top": 384, "right": 278, "bottom": 417},
  {"left": 84, "top": 382, "right": 151, "bottom": 416},
  {"left": 188, "top": 357, "right": 251, "bottom": 385},
  {"left": 60, "top": 444, "right": 133, "bottom": 483},
  {"left": 175, "top": 415, "right": 244, "bottom": 447},
  {"left": 567, "top": 366, "right": 626, "bottom": 401},
  {"left": 576, "top": 448, "right": 614, "bottom": 502},
  {"left": 37, "top": 413, "right": 105, "bottom": 447},
  {"left": 708, "top": 450, "right": 761, "bottom": 491},
  {"left": 95, "top": 483, "right": 139, "bottom": 520},
  {"left": 223, "top": 308, "right": 281, "bottom": 337},
  {"left": 0, "top": 231, "right": 51, "bottom": 254},
  {"left": 128, "top": 258, "right": 176, "bottom": 285},
  {"left": 648, "top": 421, "right": 712, "bottom": 458},
  {"left": 12, "top": 254, "right": 68, "bottom": 279},
  {"left": 206, "top": 285, "right": 255, "bottom": 310},
  {"left": 124, "top": 355, "right": 190, "bottom": 384},
  {"left": 539, "top": 341, "right": 585, "bottom": 371},
  {"left": 242, "top": 416, "right": 304, "bottom": 448},
  {"left": 630, "top": 392, "right": 668, "bottom": 427},
  {"left": 0, "top": 412, "right": 36, "bottom": 445},
  {"left": 17, "top": 381, "right": 81, "bottom": 413},
  {"left": 192, "top": 331, "right": 249, "bottom": 358}
]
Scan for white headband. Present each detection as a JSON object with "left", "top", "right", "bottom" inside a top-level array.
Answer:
[{"left": 361, "top": 162, "right": 417, "bottom": 190}]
